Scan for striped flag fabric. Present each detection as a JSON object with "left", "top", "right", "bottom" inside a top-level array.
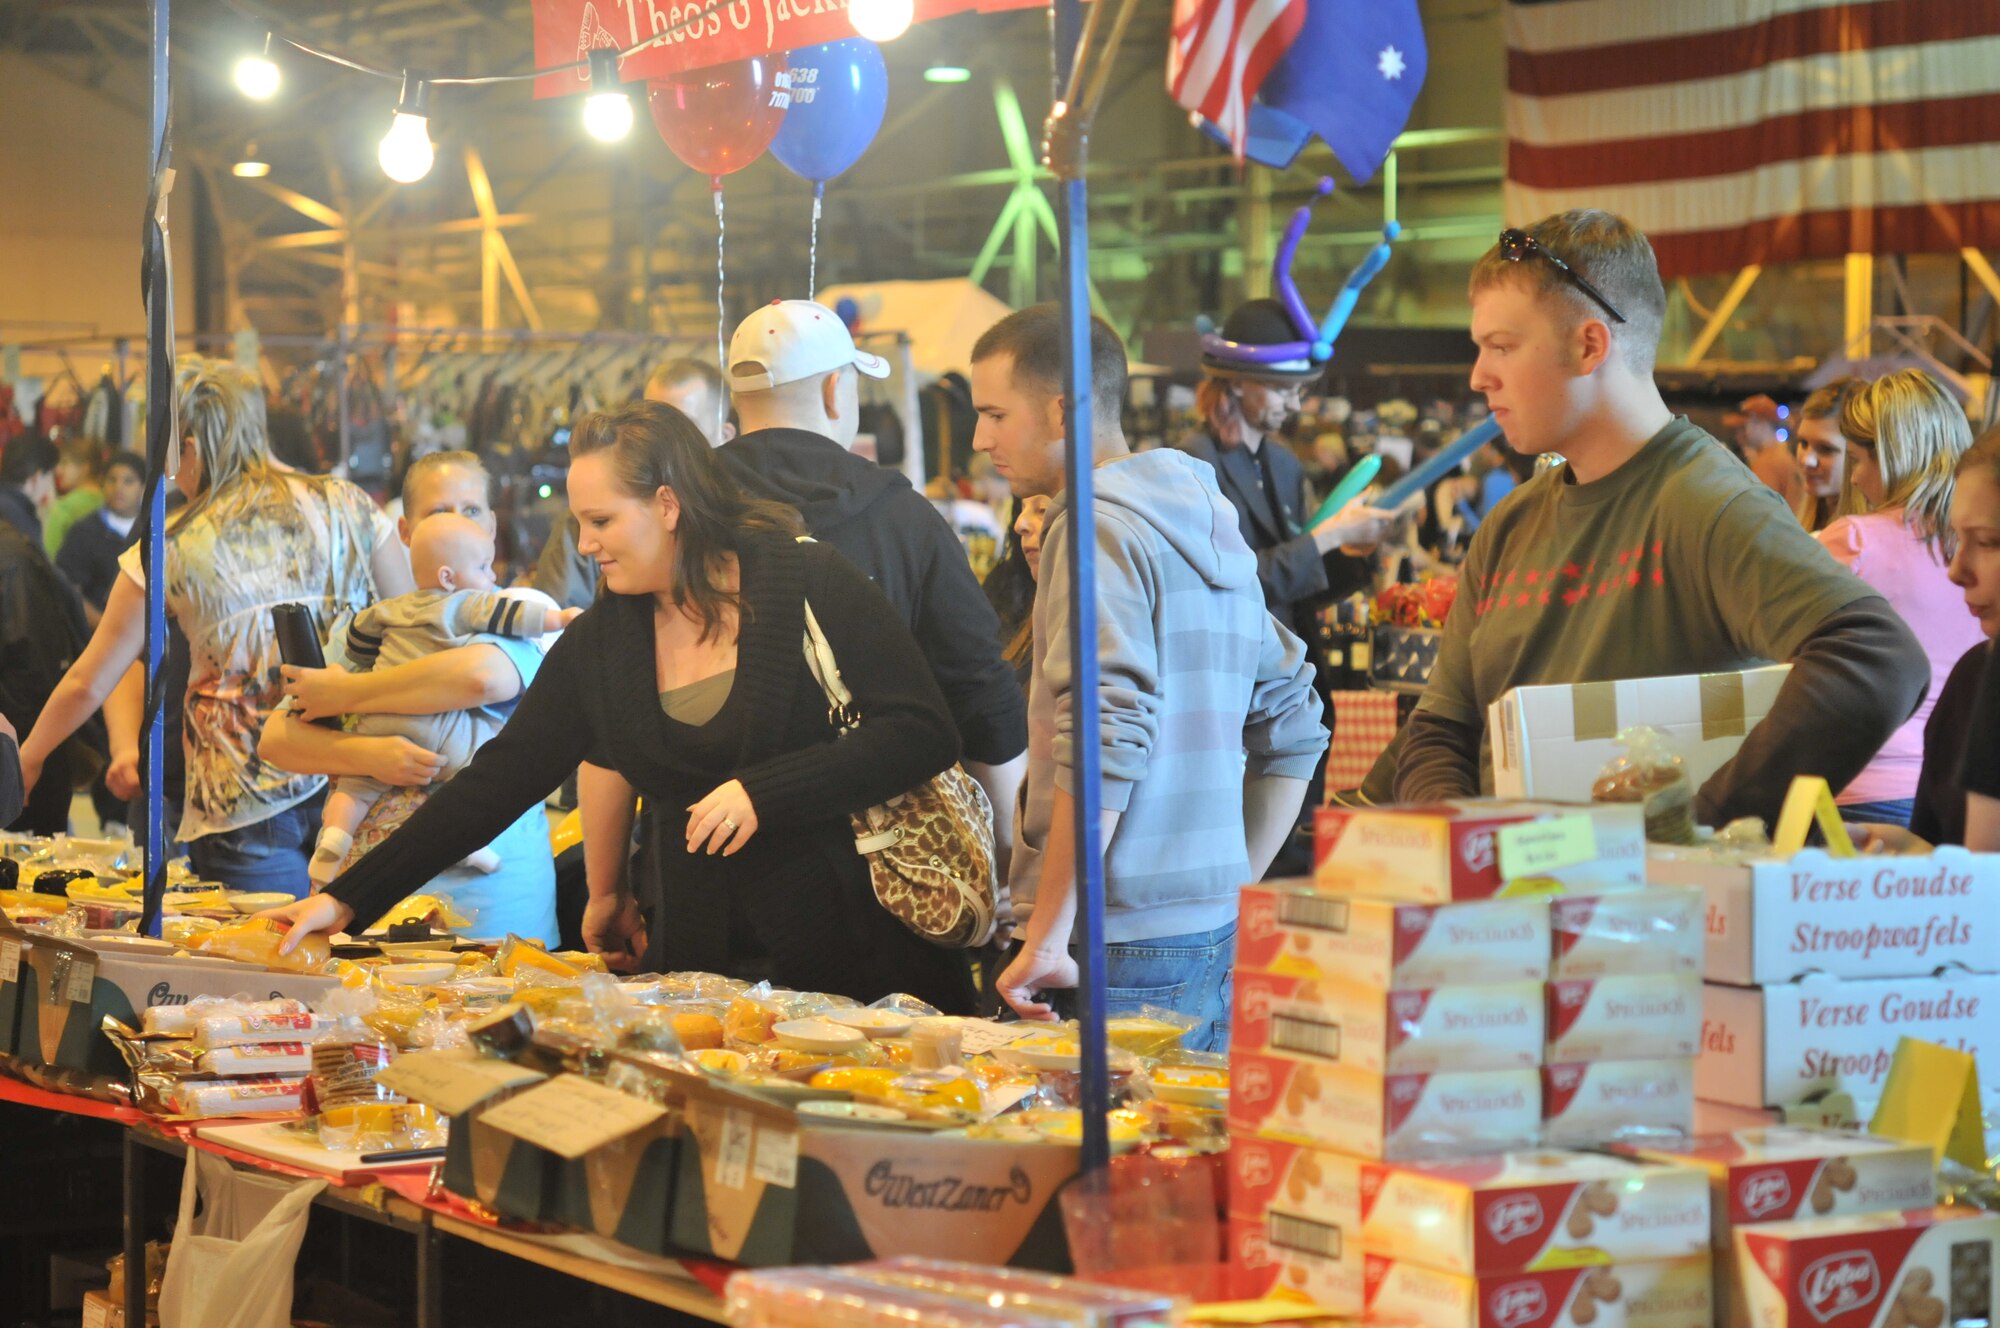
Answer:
[
  {"left": 1503, "top": 0, "right": 2000, "bottom": 278},
  {"left": 1168, "top": 0, "right": 1308, "bottom": 157}
]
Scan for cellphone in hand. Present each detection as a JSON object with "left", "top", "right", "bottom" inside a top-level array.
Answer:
[{"left": 270, "top": 603, "right": 340, "bottom": 727}]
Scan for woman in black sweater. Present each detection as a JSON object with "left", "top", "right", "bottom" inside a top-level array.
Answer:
[{"left": 263, "top": 400, "right": 976, "bottom": 1012}]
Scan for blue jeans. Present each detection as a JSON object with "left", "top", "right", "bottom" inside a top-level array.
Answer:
[
  {"left": 1053, "top": 922, "right": 1237, "bottom": 1054},
  {"left": 186, "top": 791, "right": 325, "bottom": 898},
  {"left": 1842, "top": 798, "right": 1915, "bottom": 829}
]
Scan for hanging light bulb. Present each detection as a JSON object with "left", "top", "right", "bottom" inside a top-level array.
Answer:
[
  {"left": 379, "top": 73, "right": 435, "bottom": 183},
  {"left": 582, "top": 48, "right": 634, "bottom": 143},
  {"left": 234, "top": 33, "right": 280, "bottom": 100},
  {"left": 232, "top": 142, "right": 270, "bottom": 177},
  {"left": 848, "top": 0, "right": 914, "bottom": 42}
]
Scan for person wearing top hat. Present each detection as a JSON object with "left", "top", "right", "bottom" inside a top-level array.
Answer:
[
  {"left": 1178, "top": 299, "right": 1393, "bottom": 636},
  {"left": 1178, "top": 299, "right": 1392, "bottom": 872}
]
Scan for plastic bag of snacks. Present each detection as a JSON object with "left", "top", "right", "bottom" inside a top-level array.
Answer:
[
  {"left": 191, "top": 916, "right": 331, "bottom": 974},
  {"left": 304, "top": 988, "right": 401, "bottom": 1113},
  {"left": 1591, "top": 725, "right": 1697, "bottom": 845}
]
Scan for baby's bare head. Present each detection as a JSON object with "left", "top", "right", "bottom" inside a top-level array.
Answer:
[{"left": 410, "top": 512, "right": 497, "bottom": 591}]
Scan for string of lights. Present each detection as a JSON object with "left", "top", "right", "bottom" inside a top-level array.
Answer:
[{"left": 216, "top": 0, "right": 914, "bottom": 181}]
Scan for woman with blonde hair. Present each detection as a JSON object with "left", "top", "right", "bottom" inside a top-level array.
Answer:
[
  {"left": 1818, "top": 369, "right": 1983, "bottom": 827},
  {"left": 1790, "top": 378, "right": 1860, "bottom": 532},
  {"left": 15, "top": 357, "right": 409, "bottom": 893}
]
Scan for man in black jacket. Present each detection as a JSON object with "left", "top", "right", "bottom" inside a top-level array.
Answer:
[
  {"left": 717, "top": 301, "right": 1027, "bottom": 831},
  {"left": 1178, "top": 299, "right": 1391, "bottom": 872}
]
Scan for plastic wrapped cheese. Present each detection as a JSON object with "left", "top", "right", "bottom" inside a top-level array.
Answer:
[
  {"left": 197, "top": 1043, "right": 314, "bottom": 1077},
  {"left": 197, "top": 1011, "right": 331, "bottom": 1048},
  {"left": 143, "top": 997, "right": 308, "bottom": 1038},
  {"left": 172, "top": 1076, "right": 306, "bottom": 1118}
]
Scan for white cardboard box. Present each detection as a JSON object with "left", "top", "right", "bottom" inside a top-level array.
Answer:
[
  {"left": 1649, "top": 848, "right": 2000, "bottom": 985},
  {"left": 1232, "top": 970, "right": 1547, "bottom": 1075},
  {"left": 1489, "top": 666, "right": 1791, "bottom": 802},
  {"left": 1236, "top": 883, "right": 1552, "bottom": 988},
  {"left": 1361, "top": 1253, "right": 1714, "bottom": 1328},
  {"left": 1697, "top": 973, "right": 2000, "bottom": 1109},
  {"left": 1736, "top": 1206, "right": 2000, "bottom": 1328}
]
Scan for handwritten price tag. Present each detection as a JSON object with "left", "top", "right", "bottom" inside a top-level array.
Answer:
[
  {"left": 375, "top": 1051, "right": 545, "bottom": 1118},
  {"left": 715, "top": 1107, "right": 755, "bottom": 1191},
  {"left": 1497, "top": 814, "right": 1597, "bottom": 881},
  {"left": 0, "top": 939, "right": 19, "bottom": 985},
  {"left": 479, "top": 1075, "right": 666, "bottom": 1160},
  {"left": 65, "top": 958, "right": 96, "bottom": 1004}
]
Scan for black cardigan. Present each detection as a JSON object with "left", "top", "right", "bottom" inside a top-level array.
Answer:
[{"left": 324, "top": 533, "right": 976, "bottom": 1011}]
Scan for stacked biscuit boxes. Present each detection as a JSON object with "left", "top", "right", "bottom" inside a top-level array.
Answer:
[
  {"left": 1644, "top": 847, "right": 2000, "bottom": 1124},
  {"left": 1615, "top": 1128, "right": 1937, "bottom": 1328},
  {"left": 1226, "top": 800, "right": 1712, "bottom": 1324}
]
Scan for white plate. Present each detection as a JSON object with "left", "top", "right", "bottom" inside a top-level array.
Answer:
[
  {"left": 226, "top": 892, "right": 297, "bottom": 913},
  {"left": 773, "top": 1018, "right": 870, "bottom": 1054},
  {"left": 825, "top": 1008, "right": 914, "bottom": 1040},
  {"left": 1151, "top": 1081, "right": 1228, "bottom": 1109},
  {"left": 378, "top": 963, "right": 457, "bottom": 986},
  {"left": 798, "top": 1100, "right": 908, "bottom": 1122}
]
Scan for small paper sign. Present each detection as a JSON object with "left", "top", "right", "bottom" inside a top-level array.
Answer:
[
  {"left": 1871, "top": 1036, "right": 1985, "bottom": 1171},
  {"left": 0, "top": 939, "right": 20, "bottom": 984},
  {"left": 951, "top": 1020, "right": 1040, "bottom": 1056},
  {"left": 715, "top": 1107, "right": 755, "bottom": 1191},
  {"left": 374, "top": 1051, "right": 545, "bottom": 1118},
  {"left": 752, "top": 1120, "right": 799, "bottom": 1189},
  {"left": 65, "top": 958, "right": 96, "bottom": 1004},
  {"left": 478, "top": 1075, "right": 667, "bottom": 1160},
  {"left": 1497, "top": 813, "right": 1598, "bottom": 881}
]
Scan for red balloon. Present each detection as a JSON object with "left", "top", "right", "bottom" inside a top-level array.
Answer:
[{"left": 648, "top": 56, "right": 787, "bottom": 178}]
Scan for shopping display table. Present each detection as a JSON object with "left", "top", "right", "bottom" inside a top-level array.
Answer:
[{"left": 0, "top": 1074, "right": 729, "bottom": 1326}]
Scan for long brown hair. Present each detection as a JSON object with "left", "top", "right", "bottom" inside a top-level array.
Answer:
[{"left": 568, "top": 400, "right": 802, "bottom": 641}]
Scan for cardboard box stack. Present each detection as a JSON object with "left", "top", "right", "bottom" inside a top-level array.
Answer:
[
  {"left": 1225, "top": 800, "right": 1711, "bottom": 1316},
  {"left": 1615, "top": 1127, "right": 1936, "bottom": 1328},
  {"left": 1648, "top": 847, "right": 2000, "bottom": 1125}
]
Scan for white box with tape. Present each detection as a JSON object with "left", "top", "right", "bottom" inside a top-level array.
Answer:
[{"left": 1488, "top": 666, "right": 1791, "bottom": 802}]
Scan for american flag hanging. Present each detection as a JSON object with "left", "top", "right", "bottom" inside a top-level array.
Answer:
[
  {"left": 1168, "top": 0, "right": 1308, "bottom": 157},
  {"left": 1503, "top": 0, "right": 2000, "bottom": 279}
]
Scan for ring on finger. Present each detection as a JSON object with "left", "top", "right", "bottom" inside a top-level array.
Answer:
[{"left": 723, "top": 818, "right": 738, "bottom": 832}]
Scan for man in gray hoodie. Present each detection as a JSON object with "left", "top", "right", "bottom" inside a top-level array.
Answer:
[{"left": 971, "top": 305, "right": 1329, "bottom": 1051}]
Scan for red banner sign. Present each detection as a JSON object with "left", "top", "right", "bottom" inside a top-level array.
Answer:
[{"left": 532, "top": 0, "right": 1039, "bottom": 93}]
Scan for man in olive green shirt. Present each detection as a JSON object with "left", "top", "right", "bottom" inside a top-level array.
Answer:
[{"left": 1398, "top": 212, "right": 1926, "bottom": 827}]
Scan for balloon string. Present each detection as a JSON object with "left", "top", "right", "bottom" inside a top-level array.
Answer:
[
  {"left": 713, "top": 180, "right": 727, "bottom": 442},
  {"left": 810, "top": 183, "right": 824, "bottom": 298}
]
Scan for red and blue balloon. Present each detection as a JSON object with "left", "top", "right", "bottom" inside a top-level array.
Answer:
[{"left": 645, "top": 39, "right": 888, "bottom": 183}]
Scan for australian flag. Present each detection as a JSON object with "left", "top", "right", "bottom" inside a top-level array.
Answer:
[{"left": 1190, "top": 0, "right": 1427, "bottom": 181}]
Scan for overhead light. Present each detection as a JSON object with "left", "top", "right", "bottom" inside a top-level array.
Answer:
[
  {"left": 923, "top": 65, "right": 972, "bottom": 84},
  {"left": 234, "top": 33, "right": 280, "bottom": 100},
  {"left": 582, "top": 48, "right": 634, "bottom": 143},
  {"left": 848, "top": 0, "right": 914, "bottom": 43},
  {"left": 379, "top": 73, "right": 435, "bottom": 183},
  {"left": 232, "top": 155, "right": 271, "bottom": 178}
]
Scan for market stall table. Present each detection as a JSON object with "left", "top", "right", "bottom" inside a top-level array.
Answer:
[{"left": 0, "top": 1072, "right": 728, "bottom": 1327}]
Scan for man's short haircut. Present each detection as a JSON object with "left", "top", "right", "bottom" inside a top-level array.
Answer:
[
  {"left": 970, "top": 303, "right": 1127, "bottom": 427},
  {"left": 403, "top": 449, "right": 491, "bottom": 506},
  {"left": 646, "top": 357, "right": 727, "bottom": 406},
  {"left": 104, "top": 452, "right": 146, "bottom": 484},
  {"left": 1467, "top": 210, "right": 1668, "bottom": 373},
  {"left": 1, "top": 432, "right": 58, "bottom": 486}
]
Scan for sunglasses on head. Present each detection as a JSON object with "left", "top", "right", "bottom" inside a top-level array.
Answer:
[{"left": 1498, "top": 228, "right": 1627, "bottom": 325}]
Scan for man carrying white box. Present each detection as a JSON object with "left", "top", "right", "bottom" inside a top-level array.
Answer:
[{"left": 1393, "top": 210, "right": 1926, "bottom": 828}]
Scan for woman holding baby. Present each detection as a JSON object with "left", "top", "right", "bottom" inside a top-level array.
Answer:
[
  {"left": 13, "top": 356, "right": 411, "bottom": 895},
  {"left": 264, "top": 399, "right": 979, "bottom": 1013}
]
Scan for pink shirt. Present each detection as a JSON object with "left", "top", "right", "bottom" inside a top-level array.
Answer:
[{"left": 1817, "top": 510, "right": 1985, "bottom": 804}]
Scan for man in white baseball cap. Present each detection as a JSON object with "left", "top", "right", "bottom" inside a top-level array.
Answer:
[
  {"left": 713, "top": 300, "right": 1028, "bottom": 976},
  {"left": 726, "top": 299, "right": 891, "bottom": 446}
]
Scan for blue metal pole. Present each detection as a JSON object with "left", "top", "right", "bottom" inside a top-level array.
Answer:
[
  {"left": 1051, "top": 0, "right": 1111, "bottom": 1179},
  {"left": 140, "top": 0, "right": 170, "bottom": 940}
]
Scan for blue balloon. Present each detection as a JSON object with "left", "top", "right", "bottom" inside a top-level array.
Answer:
[{"left": 770, "top": 39, "right": 888, "bottom": 184}]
